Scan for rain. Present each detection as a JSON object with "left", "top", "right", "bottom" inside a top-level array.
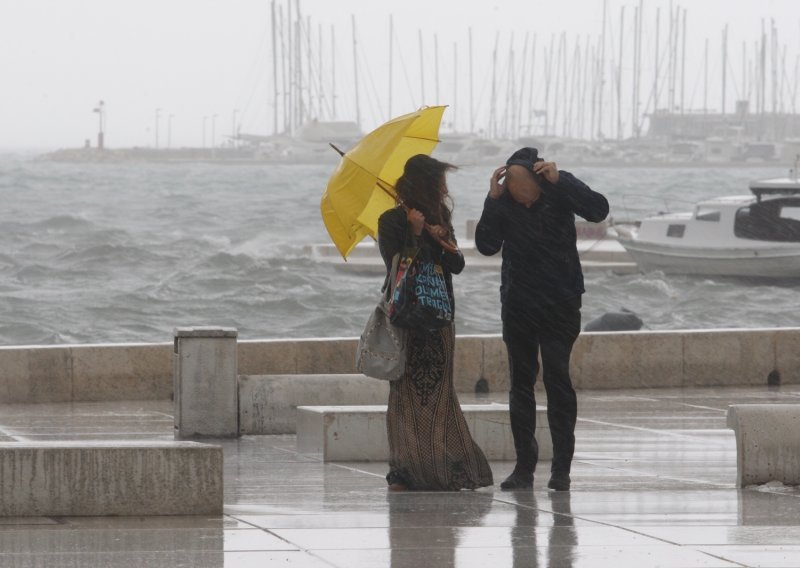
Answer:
[{"left": 1, "top": 1, "right": 800, "bottom": 566}]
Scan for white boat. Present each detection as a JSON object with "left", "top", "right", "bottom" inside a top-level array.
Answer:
[
  {"left": 616, "top": 174, "right": 800, "bottom": 277},
  {"left": 307, "top": 220, "right": 637, "bottom": 275}
]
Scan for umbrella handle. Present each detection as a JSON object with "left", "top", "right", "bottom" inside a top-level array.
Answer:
[
  {"left": 426, "top": 225, "right": 460, "bottom": 255},
  {"left": 400, "top": 203, "right": 460, "bottom": 254}
]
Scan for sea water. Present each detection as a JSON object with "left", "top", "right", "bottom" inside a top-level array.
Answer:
[{"left": 1, "top": 152, "right": 798, "bottom": 345}]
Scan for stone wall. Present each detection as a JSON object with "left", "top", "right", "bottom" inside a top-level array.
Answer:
[{"left": 1, "top": 328, "right": 798, "bottom": 404}]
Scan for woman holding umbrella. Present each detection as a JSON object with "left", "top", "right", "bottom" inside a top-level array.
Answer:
[{"left": 377, "top": 154, "right": 494, "bottom": 491}]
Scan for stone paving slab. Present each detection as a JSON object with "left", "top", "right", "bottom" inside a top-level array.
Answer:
[{"left": 0, "top": 386, "right": 798, "bottom": 567}]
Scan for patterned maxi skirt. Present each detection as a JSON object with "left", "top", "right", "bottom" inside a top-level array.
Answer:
[{"left": 386, "top": 324, "right": 494, "bottom": 490}]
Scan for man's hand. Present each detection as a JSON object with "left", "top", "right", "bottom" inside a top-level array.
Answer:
[
  {"left": 489, "top": 166, "right": 507, "bottom": 199},
  {"left": 407, "top": 209, "right": 425, "bottom": 236},
  {"left": 533, "top": 161, "right": 559, "bottom": 184}
]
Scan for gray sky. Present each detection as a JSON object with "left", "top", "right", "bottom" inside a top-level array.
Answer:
[{"left": 1, "top": 0, "right": 799, "bottom": 149}]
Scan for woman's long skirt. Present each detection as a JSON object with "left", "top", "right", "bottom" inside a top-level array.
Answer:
[{"left": 386, "top": 324, "right": 494, "bottom": 490}]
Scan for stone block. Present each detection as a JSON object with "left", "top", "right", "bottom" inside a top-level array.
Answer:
[
  {"left": 296, "top": 404, "right": 550, "bottom": 462},
  {"left": 684, "top": 330, "right": 775, "bottom": 387},
  {"left": 174, "top": 327, "right": 238, "bottom": 438},
  {"left": 574, "top": 332, "right": 683, "bottom": 389},
  {"left": 727, "top": 404, "right": 800, "bottom": 487},
  {"left": 238, "top": 374, "right": 389, "bottom": 434},
  {"left": 0, "top": 442, "right": 223, "bottom": 516}
]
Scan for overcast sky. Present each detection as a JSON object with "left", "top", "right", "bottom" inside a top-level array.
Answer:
[{"left": 1, "top": 0, "right": 799, "bottom": 150}]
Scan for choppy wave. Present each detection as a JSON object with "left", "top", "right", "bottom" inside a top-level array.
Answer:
[{"left": 1, "top": 157, "right": 799, "bottom": 345}]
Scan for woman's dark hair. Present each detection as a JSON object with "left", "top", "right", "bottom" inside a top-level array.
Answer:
[{"left": 394, "top": 154, "right": 457, "bottom": 227}]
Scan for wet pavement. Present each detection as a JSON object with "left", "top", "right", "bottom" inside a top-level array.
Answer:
[{"left": 1, "top": 385, "right": 799, "bottom": 567}]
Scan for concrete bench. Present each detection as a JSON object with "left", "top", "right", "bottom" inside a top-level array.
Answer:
[
  {"left": 296, "top": 404, "right": 551, "bottom": 462},
  {"left": 238, "top": 374, "right": 389, "bottom": 434},
  {"left": 727, "top": 404, "right": 800, "bottom": 487},
  {"left": 0, "top": 442, "right": 223, "bottom": 516}
]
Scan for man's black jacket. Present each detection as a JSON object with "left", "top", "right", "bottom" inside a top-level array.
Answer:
[{"left": 475, "top": 171, "right": 609, "bottom": 311}]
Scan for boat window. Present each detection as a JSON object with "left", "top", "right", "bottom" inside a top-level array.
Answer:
[
  {"left": 695, "top": 208, "right": 721, "bottom": 222},
  {"left": 780, "top": 207, "right": 800, "bottom": 222},
  {"left": 735, "top": 203, "right": 800, "bottom": 242},
  {"left": 667, "top": 224, "right": 685, "bottom": 238}
]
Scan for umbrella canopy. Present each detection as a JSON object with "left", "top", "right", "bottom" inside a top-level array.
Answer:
[{"left": 321, "top": 106, "right": 447, "bottom": 258}]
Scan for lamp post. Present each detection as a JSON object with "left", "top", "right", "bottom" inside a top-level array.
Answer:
[
  {"left": 92, "top": 100, "right": 105, "bottom": 150},
  {"left": 232, "top": 109, "right": 239, "bottom": 149},
  {"left": 155, "top": 108, "right": 162, "bottom": 149},
  {"left": 211, "top": 114, "right": 218, "bottom": 149},
  {"left": 167, "top": 114, "right": 174, "bottom": 148}
]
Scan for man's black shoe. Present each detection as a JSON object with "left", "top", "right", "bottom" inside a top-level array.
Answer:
[
  {"left": 547, "top": 473, "right": 571, "bottom": 491},
  {"left": 500, "top": 470, "right": 533, "bottom": 491}
]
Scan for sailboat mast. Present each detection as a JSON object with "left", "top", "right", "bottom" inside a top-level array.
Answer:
[
  {"left": 582, "top": 35, "right": 591, "bottom": 138},
  {"left": 631, "top": 4, "right": 638, "bottom": 138},
  {"left": 306, "top": 15, "right": 312, "bottom": 120},
  {"left": 490, "top": 33, "right": 499, "bottom": 138},
  {"left": 388, "top": 15, "right": 393, "bottom": 118},
  {"left": 635, "top": 0, "right": 643, "bottom": 137},
  {"left": 704, "top": 38, "right": 709, "bottom": 112},
  {"left": 318, "top": 23, "right": 323, "bottom": 119},
  {"left": 352, "top": 15, "right": 360, "bottom": 130},
  {"left": 331, "top": 25, "right": 336, "bottom": 120},
  {"left": 617, "top": 6, "right": 625, "bottom": 139},
  {"left": 504, "top": 34, "right": 515, "bottom": 138},
  {"left": 435, "top": 34, "right": 440, "bottom": 104},
  {"left": 545, "top": 35, "right": 555, "bottom": 136},
  {"left": 295, "top": 15, "right": 303, "bottom": 131},
  {"left": 722, "top": 24, "right": 728, "bottom": 115},
  {"left": 668, "top": 2, "right": 676, "bottom": 114},
  {"left": 453, "top": 42, "right": 458, "bottom": 130},
  {"left": 527, "top": 35, "right": 537, "bottom": 137},
  {"left": 553, "top": 33, "right": 564, "bottom": 137},
  {"left": 598, "top": 0, "right": 608, "bottom": 139},
  {"left": 653, "top": 7, "right": 661, "bottom": 113},
  {"left": 561, "top": 33, "right": 568, "bottom": 137},
  {"left": 286, "top": 0, "right": 292, "bottom": 133},
  {"left": 419, "top": 30, "right": 425, "bottom": 104},
  {"left": 469, "top": 28, "right": 475, "bottom": 133},
  {"left": 518, "top": 33, "right": 530, "bottom": 139},
  {"left": 569, "top": 38, "right": 580, "bottom": 138},
  {"left": 271, "top": 0, "right": 279, "bottom": 134},
  {"left": 680, "top": 8, "right": 687, "bottom": 114}
]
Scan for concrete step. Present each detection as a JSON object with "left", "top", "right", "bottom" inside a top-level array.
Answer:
[
  {"left": 0, "top": 441, "right": 223, "bottom": 516},
  {"left": 296, "top": 404, "right": 551, "bottom": 462},
  {"left": 727, "top": 404, "right": 800, "bottom": 487},
  {"left": 239, "top": 374, "right": 389, "bottom": 435}
]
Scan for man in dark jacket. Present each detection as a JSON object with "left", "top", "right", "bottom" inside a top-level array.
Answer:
[{"left": 476, "top": 147, "right": 609, "bottom": 491}]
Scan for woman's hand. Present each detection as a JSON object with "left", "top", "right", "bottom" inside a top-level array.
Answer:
[
  {"left": 407, "top": 208, "right": 425, "bottom": 236},
  {"left": 427, "top": 224, "right": 449, "bottom": 239},
  {"left": 489, "top": 166, "right": 507, "bottom": 199}
]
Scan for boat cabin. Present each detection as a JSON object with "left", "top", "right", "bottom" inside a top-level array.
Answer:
[{"left": 636, "top": 177, "right": 800, "bottom": 246}]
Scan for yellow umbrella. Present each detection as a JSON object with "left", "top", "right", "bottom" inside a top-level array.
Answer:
[{"left": 321, "top": 105, "right": 448, "bottom": 258}]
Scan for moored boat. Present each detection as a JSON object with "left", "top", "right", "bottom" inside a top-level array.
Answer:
[{"left": 616, "top": 172, "right": 800, "bottom": 277}]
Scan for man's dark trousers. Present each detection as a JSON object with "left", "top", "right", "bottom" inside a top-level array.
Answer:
[{"left": 503, "top": 296, "right": 582, "bottom": 476}]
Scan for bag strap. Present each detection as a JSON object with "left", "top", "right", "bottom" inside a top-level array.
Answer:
[
  {"left": 382, "top": 253, "right": 401, "bottom": 301},
  {"left": 381, "top": 207, "right": 410, "bottom": 298}
]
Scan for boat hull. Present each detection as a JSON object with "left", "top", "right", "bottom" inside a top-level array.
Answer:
[{"left": 618, "top": 239, "right": 800, "bottom": 277}]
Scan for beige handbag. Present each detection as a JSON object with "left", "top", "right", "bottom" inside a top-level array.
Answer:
[{"left": 356, "top": 254, "right": 407, "bottom": 381}]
